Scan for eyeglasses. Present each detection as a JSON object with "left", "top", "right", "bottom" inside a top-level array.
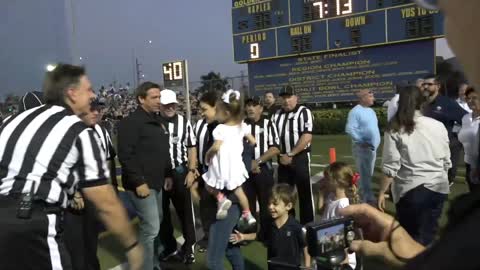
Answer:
[
  {"left": 414, "top": 0, "right": 440, "bottom": 10},
  {"left": 422, "top": 82, "right": 437, "bottom": 87}
]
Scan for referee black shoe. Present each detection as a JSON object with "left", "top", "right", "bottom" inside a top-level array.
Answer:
[
  {"left": 183, "top": 253, "right": 196, "bottom": 265},
  {"left": 159, "top": 249, "right": 180, "bottom": 262}
]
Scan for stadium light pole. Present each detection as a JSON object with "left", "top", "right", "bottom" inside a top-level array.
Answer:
[{"left": 132, "top": 40, "right": 153, "bottom": 87}]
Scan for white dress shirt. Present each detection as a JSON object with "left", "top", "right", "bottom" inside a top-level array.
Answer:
[
  {"left": 382, "top": 111, "right": 451, "bottom": 203},
  {"left": 458, "top": 113, "right": 480, "bottom": 165}
]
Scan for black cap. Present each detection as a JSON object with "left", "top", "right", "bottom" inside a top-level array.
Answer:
[
  {"left": 90, "top": 99, "right": 106, "bottom": 111},
  {"left": 20, "top": 91, "right": 44, "bottom": 111},
  {"left": 245, "top": 96, "right": 262, "bottom": 106},
  {"left": 279, "top": 85, "right": 296, "bottom": 96}
]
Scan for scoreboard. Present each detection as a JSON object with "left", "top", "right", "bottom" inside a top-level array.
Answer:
[{"left": 232, "top": 0, "right": 444, "bottom": 63}]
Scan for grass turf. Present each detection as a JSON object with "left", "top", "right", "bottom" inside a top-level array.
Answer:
[{"left": 98, "top": 135, "right": 470, "bottom": 269}]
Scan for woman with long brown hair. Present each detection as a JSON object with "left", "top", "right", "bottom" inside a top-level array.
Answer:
[{"left": 379, "top": 85, "right": 450, "bottom": 246}]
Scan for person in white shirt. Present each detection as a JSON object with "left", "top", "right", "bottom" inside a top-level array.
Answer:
[
  {"left": 318, "top": 162, "right": 358, "bottom": 270},
  {"left": 458, "top": 86, "right": 480, "bottom": 191},
  {"left": 379, "top": 85, "right": 450, "bottom": 246},
  {"left": 457, "top": 83, "right": 473, "bottom": 113}
]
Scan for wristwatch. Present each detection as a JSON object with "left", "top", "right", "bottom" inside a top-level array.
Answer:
[
  {"left": 287, "top": 152, "right": 294, "bottom": 157},
  {"left": 255, "top": 158, "right": 263, "bottom": 165}
]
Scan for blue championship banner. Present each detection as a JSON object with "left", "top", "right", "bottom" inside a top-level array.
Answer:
[{"left": 248, "top": 40, "right": 435, "bottom": 103}]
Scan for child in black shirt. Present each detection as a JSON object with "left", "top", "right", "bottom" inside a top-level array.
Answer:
[{"left": 230, "top": 184, "right": 311, "bottom": 269}]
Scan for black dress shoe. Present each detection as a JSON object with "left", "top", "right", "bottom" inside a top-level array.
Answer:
[
  {"left": 159, "top": 249, "right": 179, "bottom": 262},
  {"left": 197, "top": 237, "right": 208, "bottom": 253},
  {"left": 183, "top": 253, "right": 196, "bottom": 265}
]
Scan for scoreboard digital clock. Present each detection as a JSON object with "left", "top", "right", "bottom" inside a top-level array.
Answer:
[{"left": 232, "top": 0, "right": 444, "bottom": 63}]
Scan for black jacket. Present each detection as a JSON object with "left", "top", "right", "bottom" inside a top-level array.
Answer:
[{"left": 117, "top": 107, "right": 172, "bottom": 191}]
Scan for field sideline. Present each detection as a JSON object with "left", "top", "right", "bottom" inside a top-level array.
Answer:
[{"left": 98, "top": 135, "right": 470, "bottom": 270}]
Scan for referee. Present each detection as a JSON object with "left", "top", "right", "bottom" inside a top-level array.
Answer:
[
  {"left": 271, "top": 86, "right": 315, "bottom": 224},
  {"left": 0, "top": 64, "right": 142, "bottom": 269},
  {"left": 64, "top": 99, "right": 118, "bottom": 270},
  {"left": 158, "top": 89, "right": 198, "bottom": 264},
  {"left": 243, "top": 96, "right": 280, "bottom": 240}
]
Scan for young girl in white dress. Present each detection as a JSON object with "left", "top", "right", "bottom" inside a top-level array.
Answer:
[
  {"left": 318, "top": 161, "right": 359, "bottom": 270},
  {"left": 203, "top": 89, "right": 257, "bottom": 225}
]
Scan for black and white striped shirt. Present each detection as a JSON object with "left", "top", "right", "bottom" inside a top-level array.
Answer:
[
  {"left": 271, "top": 105, "right": 314, "bottom": 154},
  {"left": 244, "top": 117, "right": 280, "bottom": 160},
  {"left": 165, "top": 114, "right": 196, "bottom": 168},
  {"left": 194, "top": 118, "right": 209, "bottom": 167},
  {"left": 0, "top": 105, "right": 109, "bottom": 208},
  {"left": 93, "top": 124, "right": 116, "bottom": 161}
]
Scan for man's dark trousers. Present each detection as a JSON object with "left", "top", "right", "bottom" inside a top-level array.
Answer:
[
  {"left": 160, "top": 165, "right": 197, "bottom": 256},
  {"left": 243, "top": 164, "right": 274, "bottom": 239},
  {"left": 277, "top": 151, "right": 314, "bottom": 224}
]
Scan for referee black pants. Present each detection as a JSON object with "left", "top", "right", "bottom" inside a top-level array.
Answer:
[
  {"left": 160, "top": 165, "right": 197, "bottom": 255},
  {"left": 243, "top": 164, "right": 274, "bottom": 239},
  {"left": 0, "top": 196, "right": 72, "bottom": 270},
  {"left": 277, "top": 152, "right": 315, "bottom": 224},
  {"left": 64, "top": 198, "right": 100, "bottom": 270}
]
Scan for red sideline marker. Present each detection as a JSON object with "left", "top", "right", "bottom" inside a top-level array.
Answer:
[{"left": 329, "top": 148, "right": 336, "bottom": 164}]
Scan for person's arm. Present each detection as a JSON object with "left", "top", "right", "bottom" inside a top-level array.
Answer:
[
  {"left": 83, "top": 185, "right": 143, "bottom": 269},
  {"left": 381, "top": 132, "right": 401, "bottom": 182},
  {"left": 205, "top": 125, "right": 224, "bottom": 163},
  {"left": 76, "top": 129, "right": 143, "bottom": 269},
  {"left": 441, "top": 125, "right": 452, "bottom": 172},
  {"left": 184, "top": 120, "right": 199, "bottom": 188},
  {"left": 244, "top": 133, "right": 256, "bottom": 146},
  {"left": 288, "top": 134, "right": 312, "bottom": 156},
  {"left": 379, "top": 132, "right": 401, "bottom": 211},
  {"left": 185, "top": 147, "right": 198, "bottom": 188},
  {"left": 205, "top": 140, "right": 222, "bottom": 163},
  {"left": 105, "top": 130, "right": 118, "bottom": 188},
  {"left": 229, "top": 230, "right": 257, "bottom": 244},
  {"left": 339, "top": 204, "right": 425, "bottom": 268},
  {"left": 450, "top": 99, "right": 468, "bottom": 124},
  {"left": 378, "top": 176, "right": 393, "bottom": 212},
  {"left": 288, "top": 107, "right": 313, "bottom": 156},
  {"left": 345, "top": 108, "right": 363, "bottom": 142},
  {"left": 242, "top": 122, "right": 256, "bottom": 146},
  {"left": 117, "top": 118, "right": 145, "bottom": 188},
  {"left": 257, "top": 120, "right": 281, "bottom": 163},
  {"left": 303, "top": 247, "right": 311, "bottom": 268}
]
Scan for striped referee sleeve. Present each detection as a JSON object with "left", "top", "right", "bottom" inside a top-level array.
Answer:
[
  {"left": 299, "top": 107, "right": 314, "bottom": 135},
  {"left": 267, "top": 120, "right": 280, "bottom": 148},
  {"left": 185, "top": 120, "right": 196, "bottom": 148},
  {"left": 105, "top": 129, "right": 116, "bottom": 160},
  {"left": 76, "top": 129, "right": 109, "bottom": 188}
]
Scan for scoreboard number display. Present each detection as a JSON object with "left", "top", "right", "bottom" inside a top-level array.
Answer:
[
  {"left": 162, "top": 60, "right": 186, "bottom": 88},
  {"left": 232, "top": 0, "right": 444, "bottom": 63}
]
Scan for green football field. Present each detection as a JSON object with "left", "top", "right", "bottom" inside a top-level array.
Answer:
[{"left": 97, "top": 135, "right": 470, "bottom": 270}]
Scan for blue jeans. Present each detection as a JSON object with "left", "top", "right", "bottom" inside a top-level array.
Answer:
[
  {"left": 396, "top": 185, "right": 447, "bottom": 246},
  {"left": 128, "top": 189, "right": 164, "bottom": 270},
  {"left": 353, "top": 144, "right": 376, "bottom": 203},
  {"left": 207, "top": 205, "right": 245, "bottom": 270}
]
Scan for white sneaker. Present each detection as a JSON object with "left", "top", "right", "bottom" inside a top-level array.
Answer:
[
  {"left": 243, "top": 212, "right": 257, "bottom": 226},
  {"left": 216, "top": 198, "right": 232, "bottom": 220}
]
